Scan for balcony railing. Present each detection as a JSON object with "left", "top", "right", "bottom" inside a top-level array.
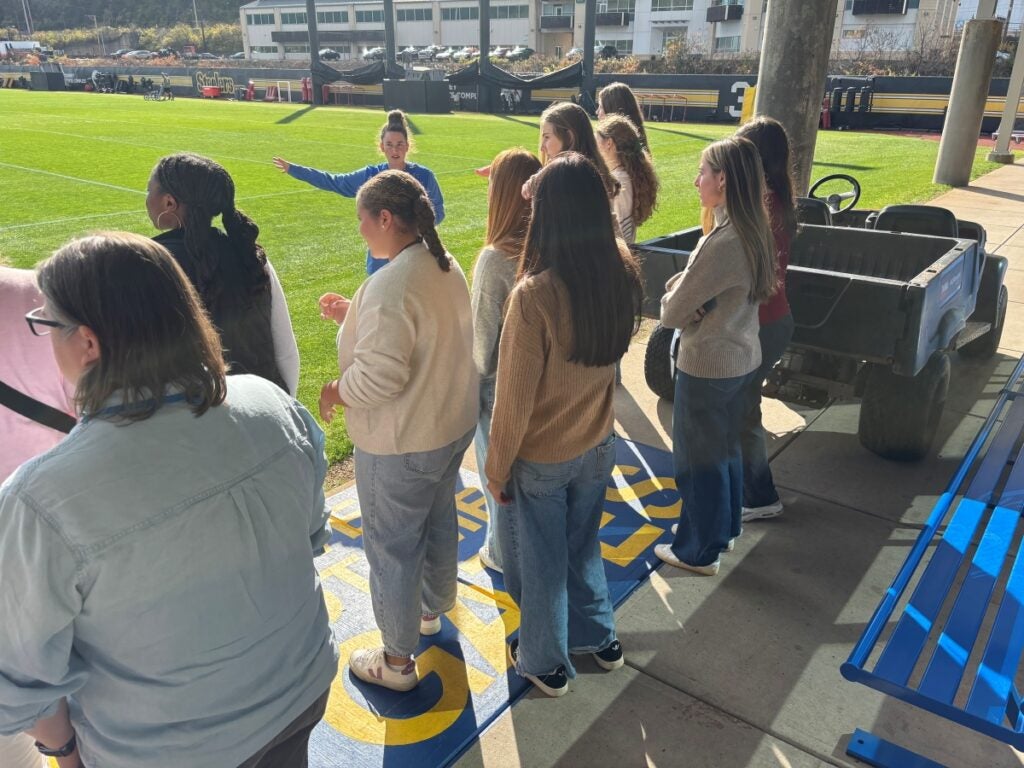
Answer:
[
  {"left": 851, "top": 0, "right": 907, "bottom": 15},
  {"left": 706, "top": 3, "right": 743, "bottom": 23},
  {"left": 540, "top": 15, "right": 573, "bottom": 29},
  {"left": 596, "top": 11, "right": 632, "bottom": 26}
]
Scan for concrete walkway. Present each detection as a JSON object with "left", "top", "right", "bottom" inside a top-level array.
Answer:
[{"left": 455, "top": 163, "right": 1024, "bottom": 768}]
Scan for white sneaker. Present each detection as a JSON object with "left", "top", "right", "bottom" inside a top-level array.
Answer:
[
  {"left": 420, "top": 613, "right": 441, "bottom": 636},
  {"left": 654, "top": 544, "right": 720, "bottom": 576},
  {"left": 478, "top": 544, "right": 503, "bottom": 573},
  {"left": 742, "top": 501, "right": 783, "bottom": 522},
  {"left": 349, "top": 647, "right": 419, "bottom": 692},
  {"left": 669, "top": 524, "right": 734, "bottom": 552}
]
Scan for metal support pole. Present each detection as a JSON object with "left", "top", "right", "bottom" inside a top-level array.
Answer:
[
  {"left": 306, "top": 0, "right": 323, "bottom": 104},
  {"left": 383, "top": 0, "right": 397, "bottom": 68},
  {"left": 582, "top": 0, "right": 597, "bottom": 109}
]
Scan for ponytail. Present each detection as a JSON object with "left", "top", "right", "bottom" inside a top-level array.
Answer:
[
  {"left": 358, "top": 169, "right": 449, "bottom": 272},
  {"left": 223, "top": 207, "right": 270, "bottom": 295}
]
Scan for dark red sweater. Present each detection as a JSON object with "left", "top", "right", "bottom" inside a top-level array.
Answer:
[{"left": 760, "top": 192, "right": 792, "bottom": 326}]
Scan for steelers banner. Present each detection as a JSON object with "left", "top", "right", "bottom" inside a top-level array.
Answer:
[{"left": 306, "top": 438, "right": 680, "bottom": 767}]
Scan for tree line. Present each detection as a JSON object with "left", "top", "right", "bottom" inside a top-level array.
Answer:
[{"left": 0, "top": 0, "right": 242, "bottom": 32}]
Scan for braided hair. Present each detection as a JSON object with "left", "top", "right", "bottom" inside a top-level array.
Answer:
[
  {"left": 151, "top": 153, "right": 269, "bottom": 304},
  {"left": 357, "top": 170, "right": 450, "bottom": 272}
]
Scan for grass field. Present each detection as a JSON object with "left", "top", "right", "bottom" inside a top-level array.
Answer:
[{"left": 0, "top": 89, "right": 1006, "bottom": 462}]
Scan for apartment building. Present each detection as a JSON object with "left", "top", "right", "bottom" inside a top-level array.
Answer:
[{"left": 239, "top": 0, "right": 958, "bottom": 61}]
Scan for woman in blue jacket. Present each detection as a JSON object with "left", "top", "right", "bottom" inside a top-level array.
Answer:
[{"left": 273, "top": 109, "right": 444, "bottom": 275}]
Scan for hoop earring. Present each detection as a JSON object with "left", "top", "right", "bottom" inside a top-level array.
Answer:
[{"left": 156, "top": 210, "right": 183, "bottom": 230}]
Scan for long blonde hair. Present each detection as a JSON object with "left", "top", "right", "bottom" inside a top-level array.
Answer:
[
  {"left": 485, "top": 148, "right": 542, "bottom": 257},
  {"left": 703, "top": 137, "right": 777, "bottom": 303}
]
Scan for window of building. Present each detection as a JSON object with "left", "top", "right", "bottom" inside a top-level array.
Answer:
[
  {"left": 489, "top": 4, "right": 531, "bottom": 18},
  {"left": 397, "top": 7, "right": 433, "bottom": 21},
  {"left": 650, "top": 0, "right": 693, "bottom": 11},
  {"left": 541, "top": 3, "right": 574, "bottom": 16},
  {"left": 355, "top": 10, "right": 385, "bottom": 23},
  {"left": 598, "top": 0, "right": 636, "bottom": 11},
  {"left": 317, "top": 11, "right": 349, "bottom": 24},
  {"left": 245, "top": 13, "right": 275, "bottom": 25},
  {"left": 252, "top": 45, "right": 279, "bottom": 54},
  {"left": 842, "top": 27, "right": 866, "bottom": 38},
  {"left": 284, "top": 44, "right": 310, "bottom": 53},
  {"left": 601, "top": 39, "right": 633, "bottom": 54},
  {"left": 280, "top": 12, "right": 307, "bottom": 25},
  {"left": 713, "top": 35, "right": 740, "bottom": 51},
  {"left": 441, "top": 6, "right": 480, "bottom": 20}
]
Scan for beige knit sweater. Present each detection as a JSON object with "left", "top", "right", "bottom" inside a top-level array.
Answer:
[
  {"left": 485, "top": 270, "right": 616, "bottom": 485},
  {"left": 660, "top": 208, "right": 762, "bottom": 379},
  {"left": 337, "top": 241, "right": 478, "bottom": 455}
]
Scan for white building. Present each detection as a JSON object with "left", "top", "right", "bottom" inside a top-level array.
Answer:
[{"left": 239, "top": 0, "right": 959, "bottom": 61}]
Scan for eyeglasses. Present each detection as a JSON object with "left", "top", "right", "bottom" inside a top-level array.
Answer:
[{"left": 25, "top": 306, "right": 68, "bottom": 337}]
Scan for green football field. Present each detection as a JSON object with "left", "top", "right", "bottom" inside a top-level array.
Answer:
[{"left": 0, "top": 89, "right": 1005, "bottom": 462}]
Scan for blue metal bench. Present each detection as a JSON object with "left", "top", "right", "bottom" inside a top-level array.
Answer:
[{"left": 842, "top": 354, "right": 1024, "bottom": 767}]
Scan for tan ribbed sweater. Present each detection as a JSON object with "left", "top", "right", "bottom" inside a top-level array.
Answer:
[
  {"left": 485, "top": 270, "right": 616, "bottom": 485},
  {"left": 337, "top": 241, "right": 478, "bottom": 455},
  {"left": 660, "top": 208, "right": 762, "bottom": 379}
]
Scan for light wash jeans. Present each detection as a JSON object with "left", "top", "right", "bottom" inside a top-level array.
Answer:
[
  {"left": 355, "top": 427, "right": 475, "bottom": 658},
  {"left": 474, "top": 377, "right": 503, "bottom": 567},
  {"left": 496, "top": 432, "right": 618, "bottom": 678}
]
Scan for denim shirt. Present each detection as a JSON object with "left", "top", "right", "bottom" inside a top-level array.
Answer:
[{"left": 0, "top": 375, "right": 338, "bottom": 768}]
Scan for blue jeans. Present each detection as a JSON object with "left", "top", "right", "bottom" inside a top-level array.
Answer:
[
  {"left": 671, "top": 370, "right": 752, "bottom": 567},
  {"left": 741, "top": 313, "right": 794, "bottom": 512},
  {"left": 496, "top": 433, "right": 618, "bottom": 678},
  {"left": 741, "top": 314, "right": 794, "bottom": 508},
  {"left": 474, "top": 377, "right": 503, "bottom": 566},
  {"left": 354, "top": 427, "right": 475, "bottom": 657}
]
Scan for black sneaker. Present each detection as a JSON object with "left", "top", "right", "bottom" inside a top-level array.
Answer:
[
  {"left": 509, "top": 638, "right": 568, "bottom": 698},
  {"left": 593, "top": 640, "right": 624, "bottom": 671}
]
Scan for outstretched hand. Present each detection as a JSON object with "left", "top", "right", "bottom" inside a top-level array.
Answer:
[
  {"left": 319, "top": 292, "right": 351, "bottom": 324},
  {"left": 272, "top": 157, "right": 291, "bottom": 174},
  {"left": 474, "top": 165, "right": 492, "bottom": 179}
]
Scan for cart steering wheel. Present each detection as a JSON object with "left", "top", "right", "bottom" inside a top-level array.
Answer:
[{"left": 808, "top": 173, "right": 861, "bottom": 214}]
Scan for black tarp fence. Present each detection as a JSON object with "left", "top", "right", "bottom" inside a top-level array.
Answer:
[{"left": 313, "top": 59, "right": 404, "bottom": 85}]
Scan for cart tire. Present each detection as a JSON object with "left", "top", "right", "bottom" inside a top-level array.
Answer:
[
  {"left": 645, "top": 324, "right": 677, "bottom": 402},
  {"left": 858, "top": 352, "right": 951, "bottom": 461},
  {"left": 959, "top": 284, "right": 1008, "bottom": 360}
]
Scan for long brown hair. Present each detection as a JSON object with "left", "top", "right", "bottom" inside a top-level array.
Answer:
[
  {"left": 736, "top": 116, "right": 797, "bottom": 241},
  {"left": 596, "top": 114, "right": 659, "bottom": 227},
  {"left": 703, "top": 137, "right": 777, "bottom": 303},
  {"left": 539, "top": 101, "right": 618, "bottom": 200},
  {"left": 36, "top": 232, "right": 226, "bottom": 421},
  {"left": 357, "top": 170, "right": 450, "bottom": 271},
  {"left": 521, "top": 153, "right": 642, "bottom": 367},
  {"left": 598, "top": 82, "right": 649, "bottom": 152},
  {"left": 485, "top": 148, "right": 541, "bottom": 257}
]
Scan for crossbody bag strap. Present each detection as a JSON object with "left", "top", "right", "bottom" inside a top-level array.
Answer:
[{"left": 0, "top": 380, "right": 75, "bottom": 434}]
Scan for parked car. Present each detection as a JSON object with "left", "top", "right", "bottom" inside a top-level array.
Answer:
[
  {"left": 491, "top": 46, "right": 509, "bottom": 58},
  {"left": 400, "top": 45, "right": 419, "bottom": 61},
  {"left": 566, "top": 47, "right": 584, "bottom": 59},
  {"left": 362, "top": 47, "right": 385, "bottom": 60},
  {"left": 434, "top": 47, "right": 454, "bottom": 61},
  {"left": 452, "top": 46, "right": 478, "bottom": 61},
  {"left": 597, "top": 44, "right": 619, "bottom": 59},
  {"left": 196, "top": 52, "right": 220, "bottom": 60},
  {"left": 230, "top": 51, "right": 246, "bottom": 60},
  {"left": 507, "top": 45, "right": 534, "bottom": 61},
  {"left": 155, "top": 48, "right": 178, "bottom": 58},
  {"left": 418, "top": 44, "right": 443, "bottom": 60},
  {"left": 319, "top": 48, "right": 341, "bottom": 60},
  {"left": 123, "top": 50, "right": 157, "bottom": 60},
  {"left": 110, "top": 48, "right": 131, "bottom": 59}
]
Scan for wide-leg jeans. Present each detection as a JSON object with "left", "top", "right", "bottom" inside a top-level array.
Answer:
[
  {"left": 671, "top": 370, "right": 752, "bottom": 567},
  {"left": 355, "top": 427, "right": 475, "bottom": 658},
  {"left": 497, "top": 433, "right": 619, "bottom": 678}
]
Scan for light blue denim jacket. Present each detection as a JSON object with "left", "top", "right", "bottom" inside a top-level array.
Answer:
[{"left": 0, "top": 375, "right": 338, "bottom": 768}]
